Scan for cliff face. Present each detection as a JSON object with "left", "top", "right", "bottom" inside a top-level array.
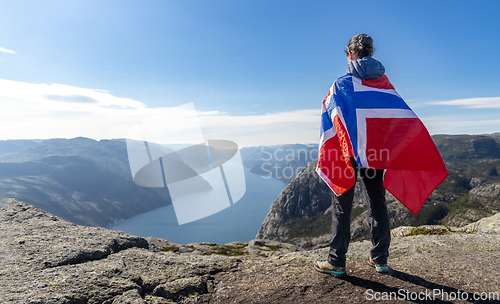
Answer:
[
  {"left": 0, "top": 138, "right": 215, "bottom": 227},
  {"left": 0, "top": 138, "right": 175, "bottom": 227},
  {"left": 255, "top": 162, "right": 326, "bottom": 242},
  {"left": 2, "top": 199, "right": 500, "bottom": 303},
  {"left": 255, "top": 162, "right": 409, "bottom": 247},
  {"left": 254, "top": 134, "right": 500, "bottom": 248}
]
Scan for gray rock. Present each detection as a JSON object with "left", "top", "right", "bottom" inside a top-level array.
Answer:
[
  {"left": 470, "top": 182, "right": 500, "bottom": 201},
  {"left": 152, "top": 276, "right": 207, "bottom": 300},
  {"left": 246, "top": 239, "right": 303, "bottom": 257},
  {"left": 2, "top": 198, "right": 500, "bottom": 303},
  {"left": 463, "top": 212, "right": 500, "bottom": 234},
  {"left": 442, "top": 182, "right": 500, "bottom": 227},
  {"left": 109, "top": 290, "right": 146, "bottom": 304},
  {"left": 0, "top": 199, "right": 239, "bottom": 303},
  {"left": 255, "top": 162, "right": 413, "bottom": 246},
  {"left": 470, "top": 177, "right": 485, "bottom": 188},
  {"left": 255, "top": 162, "right": 338, "bottom": 242}
]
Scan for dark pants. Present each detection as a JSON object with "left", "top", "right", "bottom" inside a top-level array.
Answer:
[{"left": 327, "top": 167, "right": 391, "bottom": 267}]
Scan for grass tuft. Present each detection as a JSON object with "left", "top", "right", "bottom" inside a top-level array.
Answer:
[{"left": 402, "top": 222, "right": 479, "bottom": 237}]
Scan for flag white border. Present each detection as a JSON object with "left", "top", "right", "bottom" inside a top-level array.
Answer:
[{"left": 356, "top": 108, "right": 418, "bottom": 167}]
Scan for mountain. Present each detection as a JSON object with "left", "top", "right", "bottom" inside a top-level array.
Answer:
[
  {"left": 257, "top": 134, "right": 500, "bottom": 248},
  {"left": 2, "top": 199, "right": 499, "bottom": 303},
  {"left": 245, "top": 133, "right": 500, "bottom": 185},
  {"left": 2, "top": 133, "right": 498, "bottom": 231},
  {"left": 242, "top": 143, "right": 318, "bottom": 183},
  {"left": 0, "top": 137, "right": 210, "bottom": 226},
  {"left": 0, "top": 139, "right": 40, "bottom": 156}
]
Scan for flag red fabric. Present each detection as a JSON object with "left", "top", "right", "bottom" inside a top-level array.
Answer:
[{"left": 316, "top": 74, "right": 448, "bottom": 215}]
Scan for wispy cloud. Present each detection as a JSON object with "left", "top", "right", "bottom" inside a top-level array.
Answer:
[
  {"left": 2, "top": 78, "right": 497, "bottom": 146},
  {"left": 198, "top": 109, "right": 319, "bottom": 146},
  {"left": 0, "top": 47, "right": 16, "bottom": 54},
  {"left": 421, "top": 115, "right": 500, "bottom": 135},
  {"left": 0, "top": 78, "right": 319, "bottom": 146},
  {"left": 428, "top": 97, "right": 500, "bottom": 109}
]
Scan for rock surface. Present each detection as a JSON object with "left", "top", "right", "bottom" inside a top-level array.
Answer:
[
  {"left": 2, "top": 199, "right": 500, "bottom": 303},
  {"left": 0, "top": 199, "right": 301, "bottom": 303}
]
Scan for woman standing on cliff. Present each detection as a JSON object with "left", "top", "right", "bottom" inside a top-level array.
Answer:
[{"left": 314, "top": 33, "right": 392, "bottom": 278}]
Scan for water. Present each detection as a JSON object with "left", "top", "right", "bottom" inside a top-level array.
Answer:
[{"left": 106, "top": 167, "right": 287, "bottom": 244}]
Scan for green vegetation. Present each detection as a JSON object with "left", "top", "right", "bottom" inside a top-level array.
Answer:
[
  {"left": 285, "top": 211, "right": 331, "bottom": 241},
  {"left": 405, "top": 226, "right": 449, "bottom": 236},
  {"left": 160, "top": 246, "right": 181, "bottom": 253},
  {"left": 444, "top": 161, "right": 500, "bottom": 184},
  {"left": 439, "top": 195, "right": 494, "bottom": 225},
  {"left": 448, "top": 195, "right": 482, "bottom": 212},
  {"left": 444, "top": 223, "right": 479, "bottom": 234},
  {"left": 402, "top": 222, "right": 479, "bottom": 237},
  {"left": 488, "top": 167, "right": 499, "bottom": 176},
  {"left": 413, "top": 203, "right": 449, "bottom": 226},
  {"left": 161, "top": 243, "right": 248, "bottom": 256},
  {"left": 160, "top": 246, "right": 195, "bottom": 254},
  {"left": 265, "top": 245, "right": 281, "bottom": 251},
  {"left": 436, "top": 173, "right": 471, "bottom": 194},
  {"left": 411, "top": 192, "right": 496, "bottom": 227},
  {"left": 302, "top": 241, "right": 313, "bottom": 249},
  {"left": 351, "top": 206, "right": 367, "bottom": 221},
  {"left": 201, "top": 244, "right": 248, "bottom": 256}
]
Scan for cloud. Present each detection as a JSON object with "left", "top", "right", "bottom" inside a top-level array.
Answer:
[
  {"left": 428, "top": 97, "right": 500, "bottom": 109},
  {"left": 44, "top": 94, "right": 98, "bottom": 103},
  {"left": 0, "top": 47, "right": 16, "bottom": 54},
  {"left": 420, "top": 115, "right": 500, "bottom": 135},
  {"left": 198, "top": 109, "right": 319, "bottom": 146},
  {"left": 2, "top": 78, "right": 495, "bottom": 147},
  {"left": 0, "top": 78, "right": 319, "bottom": 147}
]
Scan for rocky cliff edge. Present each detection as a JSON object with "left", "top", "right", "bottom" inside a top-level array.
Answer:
[{"left": 1, "top": 199, "right": 499, "bottom": 303}]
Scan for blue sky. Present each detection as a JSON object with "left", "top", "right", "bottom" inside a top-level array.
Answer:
[{"left": 0, "top": 0, "right": 499, "bottom": 146}]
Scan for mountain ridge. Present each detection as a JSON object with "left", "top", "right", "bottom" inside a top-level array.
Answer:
[{"left": 0, "top": 138, "right": 174, "bottom": 226}]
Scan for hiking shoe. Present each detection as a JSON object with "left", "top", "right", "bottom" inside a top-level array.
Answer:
[
  {"left": 367, "top": 256, "right": 391, "bottom": 274},
  {"left": 314, "top": 260, "right": 347, "bottom": 278}
]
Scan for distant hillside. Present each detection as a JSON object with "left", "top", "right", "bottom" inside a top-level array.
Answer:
[
  {"left": 241, "top": 143, "right": 317, "bottom": 183},
  {"left": 0, "top": 137, "right": 175, "bottom": 226},
  {"left": 2, "top": 133, "right": 499, "bottom": 230},
  {"left": 430, "top": 134, "right": 500, "bottom": 226}
]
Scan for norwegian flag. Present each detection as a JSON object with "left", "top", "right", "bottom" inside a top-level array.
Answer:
[{"left": 316, "top": 74, "right": 448, "bottom": 215}]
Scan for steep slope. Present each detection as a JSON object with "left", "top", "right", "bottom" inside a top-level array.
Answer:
[{"left": 0, "top": 137, "right": 211, "bottom": 226}]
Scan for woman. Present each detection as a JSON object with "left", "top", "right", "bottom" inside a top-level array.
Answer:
[{"left": 314, "top": 33, "right": 391, "bottom": 278}]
